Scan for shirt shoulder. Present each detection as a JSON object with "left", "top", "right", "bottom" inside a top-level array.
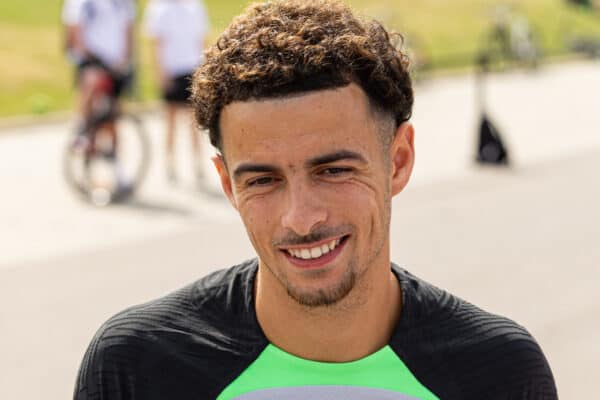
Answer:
[
  {"left": 192, "top": 0, "right": 210, "bottom": 33},
  {"left": 390, "top": 265, "right": 557, "bottom": 400},
  {"left": 144, "top": 0, "right": 174, "bottom": 36},
  {"left": 74, "top": 259, "right": 267, "bottom": 400},
  {"left": 62, "top": 0, "right": 86, "bottom": 24}
]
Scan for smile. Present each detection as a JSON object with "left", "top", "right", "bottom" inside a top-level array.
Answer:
[{"left": 283, "top": 236, "right": 348, "bottom": 260}]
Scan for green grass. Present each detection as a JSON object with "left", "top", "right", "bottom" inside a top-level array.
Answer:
[{"left": 1, "top": 0, "right": 600, "bottom": 118}]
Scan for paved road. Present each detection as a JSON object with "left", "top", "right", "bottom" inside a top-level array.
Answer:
[{"left": 1, "top": 60, "right": 599, "bottom": 399}]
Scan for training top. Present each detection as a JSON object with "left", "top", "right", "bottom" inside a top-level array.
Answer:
[
  {"left": 62, "top": 0, "right": 135, "bottom": 68},
  {"left": 144, "top": 0, "right": 210, "bottom": 76},
  {"left": 73, "top": 259, "right": 557, "bottom": 400}
]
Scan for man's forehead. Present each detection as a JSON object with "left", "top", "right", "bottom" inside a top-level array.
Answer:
[
  {"left": 222, "top": 85, "right": 371, "bottom": 133},
  {"left": 216, "top": 83, "right": 390, "bottom": 171},
  {"left": 221, "top": 84, "right": 369, "bottom": 122}
]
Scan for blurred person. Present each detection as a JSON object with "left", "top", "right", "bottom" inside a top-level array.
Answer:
[
  {"left": 144, "top": 0, "right": 210, "bottom": 184},
  {"left": 62, "top": 0, "right": 136, "bottom": 146},
  {"left": 73, "top": 1, "right": 557, "bottom": 399}
]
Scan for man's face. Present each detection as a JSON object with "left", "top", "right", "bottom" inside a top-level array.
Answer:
[{"left": 215, "top": 84, "right": 414, "bottom": 307}]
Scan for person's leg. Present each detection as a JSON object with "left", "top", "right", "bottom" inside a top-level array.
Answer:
[
  {"left": 105, "top": 121, "right": 118, "bottom": 155},
  {"left": 165, "top": 103, "right": 178, "bottom": 182},
  {"left": 176, "top": 73, "right": 204, "bottom": 182},
  {"left": 91, "top": 119, "right": 126, "bottom": 188},
  {"left": 182, "top": 105, "right": 204, "bottom": 181},
  {"left": 78, "top": 66, "right": 105, "bottom": 129},
  {"left": 101, "top": 72, "right": 126, "bottom": 187}
]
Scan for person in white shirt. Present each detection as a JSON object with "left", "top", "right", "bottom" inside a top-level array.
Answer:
[
  {"left": 144, "top": 0, "right": 211, "bottom": 183},
  {"left": 62, "top": 0, "right": 136, "bottom": 131}
]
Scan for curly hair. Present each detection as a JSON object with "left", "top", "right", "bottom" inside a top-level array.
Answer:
[{"left": 191, "top": 0, "right": 413, "bottom": 151}]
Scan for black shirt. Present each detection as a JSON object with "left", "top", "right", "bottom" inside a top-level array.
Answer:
[{"left": 74, "top": 259, "right": 557, "bottom": 399}]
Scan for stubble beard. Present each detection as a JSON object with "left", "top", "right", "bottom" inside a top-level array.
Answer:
[
  {"left": 269, "top": 228, "right": 387, "bottom": 309},
  {"left": 285, "top": 262, "right": 358, "bottom": 307}
]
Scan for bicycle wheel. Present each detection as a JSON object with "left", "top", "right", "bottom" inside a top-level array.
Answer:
[{"left": 63, "top": 113, "right": 151, "bottom": 206}]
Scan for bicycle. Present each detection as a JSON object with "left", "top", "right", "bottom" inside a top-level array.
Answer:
[{"left": 63, "top": 69, "right": 151, "bottom": 206}]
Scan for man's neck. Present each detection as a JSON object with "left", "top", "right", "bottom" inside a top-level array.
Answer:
[{"left": 254, "top": 261, "right": 402, "bottom": 363}]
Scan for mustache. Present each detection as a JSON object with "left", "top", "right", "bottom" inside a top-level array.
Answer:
[{"left": 273, "top": 225, "right": 351, "bottom": 247}]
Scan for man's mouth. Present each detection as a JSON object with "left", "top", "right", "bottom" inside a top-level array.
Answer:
[{"left": 282, "top": 235, "right": 349, "bottom": 260}]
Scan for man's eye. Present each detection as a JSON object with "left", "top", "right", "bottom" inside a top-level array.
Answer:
[
  {"left": 247, "top": 176, "right": 275, "bottom": 187},
  {"left": 321, "top": 167, "right": 352, "bottom": 176}
]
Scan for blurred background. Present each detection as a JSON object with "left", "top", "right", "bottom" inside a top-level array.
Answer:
[
  {"left": 1, "top": 0, "right": 599, "bottom": 399},
  {"left": 1, "top": 0, "right": 600, "bottom": 117}
]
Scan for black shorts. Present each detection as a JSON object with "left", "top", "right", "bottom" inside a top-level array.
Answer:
[
  {"left": 75, "top": 57, "right": 129, "bottom": 98},
  {"left": 163, "top": 73, "right": 193, "bottom": 104}
]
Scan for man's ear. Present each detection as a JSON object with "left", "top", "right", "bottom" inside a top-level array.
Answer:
[
  {"left": 389, "top": 122, "right": 415, "bottom": 196},
  {"left": 212, "top": 155, "right": 238, "bottom": 210}
]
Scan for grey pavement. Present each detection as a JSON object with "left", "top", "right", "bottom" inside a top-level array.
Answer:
[{"left": 1, "top": 60, "right": 599, "bottom": 399}]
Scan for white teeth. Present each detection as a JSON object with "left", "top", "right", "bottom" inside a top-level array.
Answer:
[
  {"left": 310, "top": 247, "right": 322, "bottom": 258},
  {"left": 287, "top": 237, "right": 345, "bottom": 260}
]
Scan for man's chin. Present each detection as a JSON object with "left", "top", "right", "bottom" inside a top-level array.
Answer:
[{"left": 285, "top": 274, "right": 356, "bottom": 308}]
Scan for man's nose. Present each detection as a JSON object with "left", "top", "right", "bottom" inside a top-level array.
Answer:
[{"left": 280, "top": 180, "right": 327, "bottom": 237}]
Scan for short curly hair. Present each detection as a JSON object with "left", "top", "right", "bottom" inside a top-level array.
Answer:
[{"left": 191, "top": 0, "right": 413, "bottom": 151}]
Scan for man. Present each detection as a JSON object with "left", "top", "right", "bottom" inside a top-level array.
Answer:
[
  {"left": 74, "top": 1, "right": 557, "bottom": 399},
  {"left": 62, "top": 0, "right": 135, "bottom": 142},
  {"left": 144, "top": 0, "right": 211, "bottom": 183}
]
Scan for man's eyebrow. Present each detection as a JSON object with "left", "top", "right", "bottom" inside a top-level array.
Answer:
[
  {"left": 306, "top": 150, "right": 367, "bottom": 168},
  {"left": 233, "top": 163, "right": 280, "bottom": 179}
]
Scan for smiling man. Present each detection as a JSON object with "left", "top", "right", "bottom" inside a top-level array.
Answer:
[{"left": 73, "top": 1, "right": 557, "bottom": 399}]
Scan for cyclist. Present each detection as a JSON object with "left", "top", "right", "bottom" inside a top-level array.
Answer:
[
  {"left": 144, "top": 0, "right": 211, "bottom": 184},
  {"left": 62, "top": 0, "right": 136, "bottom": 150}
]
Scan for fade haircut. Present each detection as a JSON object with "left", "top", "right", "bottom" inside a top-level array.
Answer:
[{"left": 191, "top": 0, "right": 414, "bottom": 151}]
